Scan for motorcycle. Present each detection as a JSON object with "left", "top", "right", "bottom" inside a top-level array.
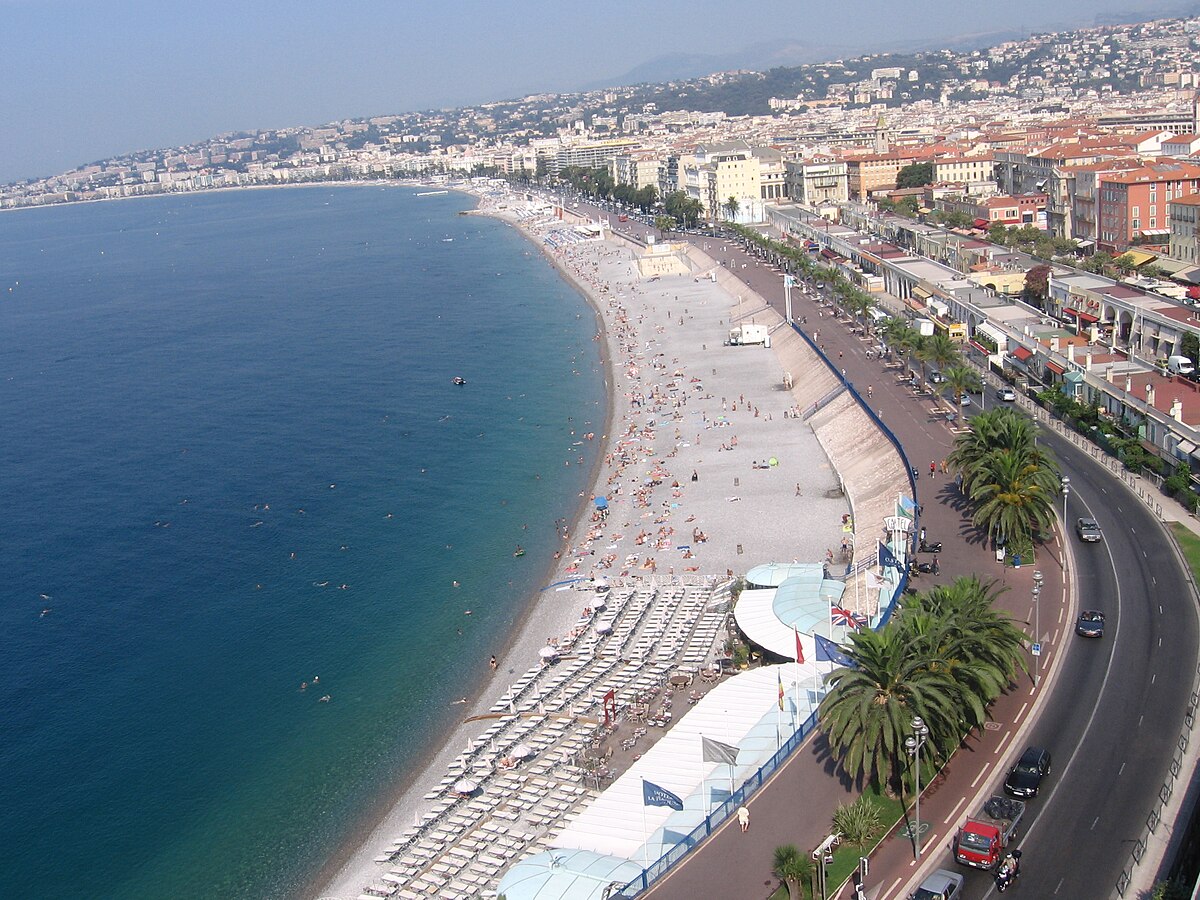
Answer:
[
  {"left": 995, "top": 850, "right": 1022, "bottom": 892},
  {"left": 908, "top": 558, "right": 940, "bottom": 576},
  {"left": 918, "top": 540, "right": 943, "bottom": 554}
]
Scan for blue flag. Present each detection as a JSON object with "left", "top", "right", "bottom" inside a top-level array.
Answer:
[
  {"left": 643, "top": 779, "right": 684, "bottom": 810},
  {"left": 898, "top": 494, "right": 916, "bottom": 514},
  {"left": 878, "top": 542, "right": 901, "bottom": 569},
  {"left": 815, "top": 634, "right": 856, "bottom": 667}
]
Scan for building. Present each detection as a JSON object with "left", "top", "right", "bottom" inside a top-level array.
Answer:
[
  {"left": 1169, "top": 193, "right": 1200, "bottom": 264},
  {"left": 844, "top": 152, "right": 918, "bottom": 200},
  {"left": 1097, "top": 161, "right": 1200, "bottom": 251},
  {"left": 784, "top": 157, "right": 849, "bottom": 206}
]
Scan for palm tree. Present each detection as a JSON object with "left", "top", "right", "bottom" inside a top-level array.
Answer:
[
  {"left": 772, "top": 844, "right": 813, "bottom": 900},
  {"left": 969, "top": 448, "right": 1060, "bottom": 546},
  {"left": 943, "top": 364, "right": 983, "bottom": 408},
  {"left": 819, "top": 628, "right": 960, "bottom": 788},
  {"left": 724, "top": 196, "right": 740, "bottom": 222},
  {"left": 917, "top": 332, "right": 960, "bottom": 387}
]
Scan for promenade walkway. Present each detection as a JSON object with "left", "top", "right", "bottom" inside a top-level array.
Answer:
[{"left": 643, "top": 237, "right": 1071, "bottom": 900}]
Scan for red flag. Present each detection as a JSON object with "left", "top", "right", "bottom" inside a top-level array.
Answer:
[
  {"left": 794, "top": 627, "right": 805, "bottom": 664},
  {"left": 778, "top": 671, "right": 785, "bottom": 710}
]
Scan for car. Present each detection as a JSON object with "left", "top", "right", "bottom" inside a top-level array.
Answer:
[
  {"left": 1076, "top": 610, "right": 1106, "bottom": 637},
  {"left": 928, "top": 370, "right": 946, "bottom": 384},
  {"left": 1076, "top": 517, "right": 1102, "bottom": 542},
  {"left": 1004, "top": 746, "right": 1052, "bottom": 797},
  {"left": 910, "top": 868, "right": 964, "bottom": 900},
  {"left": 997, "top": 386, "right": 1017, "bottom": 402},
  {"left": 958, "top": 393, "right": 972, "bottom": 407}
]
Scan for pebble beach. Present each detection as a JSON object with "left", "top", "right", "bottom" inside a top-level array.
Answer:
[{"left": 316, "top": 191, "right": 904, "bottom": 899}]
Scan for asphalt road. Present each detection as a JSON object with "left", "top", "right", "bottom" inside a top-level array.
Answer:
[{"left": 568, "top": 200, "right": 1200, "bottom": 897}]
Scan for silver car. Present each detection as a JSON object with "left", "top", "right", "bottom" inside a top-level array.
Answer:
[
  {"left": 1076, "top": 517, "right": 1102, "bottom": 542},
  {"left": 911, "top": 868, "right": 964, "bottom": 900},
  {"left": 997, "top": 386, "right": 1017, "bottom": 401}
]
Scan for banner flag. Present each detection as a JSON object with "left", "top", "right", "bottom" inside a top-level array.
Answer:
[
  {"left": 794, "top": 627, "right": 805, "bottom": 664},
  {"left": 878, "top": 542, "right": 901, "bottom": 569},
  {"left": 642, "top": 779, "right": 684, "bottom": 810},
  {"left": 815, "top": 634, "right": 856, "bottom": 667},
  {"left": 701, "top": 736, "right": 740, "bottom": 766}
]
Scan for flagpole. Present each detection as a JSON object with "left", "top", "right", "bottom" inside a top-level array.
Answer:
[{"left": 641, "top": 778, "right": 650, "bottom": 868}]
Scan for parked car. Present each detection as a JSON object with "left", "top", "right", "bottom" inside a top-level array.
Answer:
[
  {"left": 929, "top": 370, "right": 946, "bottom": 384},
  {"left": 1004, "top": 746, "right": 1052, "bottom": 797},
  {"left": 1076, "top": 610, "right": 1106, "bottom": 637},
  {"left": 1075, "top": 517, "right": 1102, "bottom": 542},
  {"left": 911, "top": 868, "right": 964, "bottom": 900},
  {"left": 996, "top": 386, "right": 1017, "bottom": 402}
]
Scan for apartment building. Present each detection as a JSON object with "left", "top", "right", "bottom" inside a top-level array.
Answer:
[
  {"left": 1097, "top": 161, "right": 1200, "bottom": 251},
  {"left": 612, "top": 151, "right": 661, "bottom": 190},
  {"left": 932, "top": 155, "right": 997, "bottom": 187},
  {"left": 1169, "top": 193, "right": 1200, "bottom": 263},
  {"left": 784, "top": 157, "right": 849, "bottom": 205},
  {"left": 844, "top": 152, "right": 918, "bottom": 200}
]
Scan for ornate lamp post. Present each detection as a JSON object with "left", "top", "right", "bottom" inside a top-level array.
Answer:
[
  {"left": 1032, "top": 570, "right": 1044, "bottom": 686},
  {"left": 905, "top": 716, "right": 930, "bottom": 858}
]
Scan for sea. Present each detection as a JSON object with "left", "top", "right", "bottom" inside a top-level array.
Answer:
[{"left": 0, "top": 186, "right": 605, "bottom": 899}]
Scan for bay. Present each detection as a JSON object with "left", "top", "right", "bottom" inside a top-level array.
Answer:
[{"left": 0, "top": 186, "right": 604, "bottom": 898}]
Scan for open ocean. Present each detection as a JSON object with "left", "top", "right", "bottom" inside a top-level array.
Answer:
[{"left": 0, "top": 186, "right": 604, "bottom": 898}]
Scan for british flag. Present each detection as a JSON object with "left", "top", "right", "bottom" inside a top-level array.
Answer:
[{"left": 831, "top": 606, "right": 860, "bottom": 628}]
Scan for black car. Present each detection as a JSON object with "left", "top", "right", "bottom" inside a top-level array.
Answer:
[
  {"left": 1004, "top": 746, "right": 1052, "bottom": 798},
  {"left": 1076, "top": 610, "right": 1106, "bottom": 637}
]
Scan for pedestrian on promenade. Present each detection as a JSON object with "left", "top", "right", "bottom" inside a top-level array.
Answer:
[
  {"left": 795, "top": 483, "right": 802, "bottom": 496},
  {"left": 738, "top": 806, "right": 749, "bottom": 832},
  {"left": 929, "top": 461, "right": 936, "bottom": 478}
]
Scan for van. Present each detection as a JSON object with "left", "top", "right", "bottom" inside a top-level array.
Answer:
[{"left": 1167, "top": 355, "right": 1195, "bottom": 376}]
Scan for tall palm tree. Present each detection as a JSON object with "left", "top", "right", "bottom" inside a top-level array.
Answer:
[
  {"left": 969, "top": 448, "right": 1060, "bottom": 546},
  {"left": 724, "top": 196, "right": 740, "bottom": 222},
  {"left": 917, "top": 332, "right": 960, "bottom": 387},
  {"left": 772, "top": 845, "right": 813, "bottom": 900},
  {"left": 943, "top": 364, "right": 983, "bottom": 408},
  {"left": 819, "top": 628, "right": 960, "bottom": 788}
]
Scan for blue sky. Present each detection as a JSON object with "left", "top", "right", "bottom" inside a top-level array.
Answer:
[{"left": 0, "top": 0, "right": 1184, "bottom": 184}]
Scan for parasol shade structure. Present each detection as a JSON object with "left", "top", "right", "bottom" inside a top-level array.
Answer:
[
  {"left": 538, "top": 645, "right": 560, "bottom": 659},
  {"left": 453, "top": 778, "right": 478, "bottom": 794},
  {"left": 511, "top": 744, "right": 532, "bottom": 759}
]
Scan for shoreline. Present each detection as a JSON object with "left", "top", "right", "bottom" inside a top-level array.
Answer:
[
  {"left": 310, "top": 188, "right": 624, "bottom": 900},
  {"left": 311, "top": 187, "right": 895, "bottom": 899}
]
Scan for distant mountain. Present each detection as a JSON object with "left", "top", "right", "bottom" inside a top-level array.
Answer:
[{"left": 582, "top": 6, "right": 1190, "bottom": 93}]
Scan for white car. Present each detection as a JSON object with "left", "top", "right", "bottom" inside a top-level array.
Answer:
[{"left": 997, "top": 386, "right": 1017, "bottom": 402}]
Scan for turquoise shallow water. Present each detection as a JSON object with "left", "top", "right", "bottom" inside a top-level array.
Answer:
[{"left": 0, "top": 187, "right": 604, "bottom": 898}]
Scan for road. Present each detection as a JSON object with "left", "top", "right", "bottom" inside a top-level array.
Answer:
[{"left": 572, "top": 200, "right": 1200, "bottom": 897}]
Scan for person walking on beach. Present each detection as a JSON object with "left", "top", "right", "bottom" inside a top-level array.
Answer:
[
  {"left": 489, "top": 655, "right": 498, "bottom": 672},
  {"left": 738, "top": 806, "right": 749, "bottom": 832}
]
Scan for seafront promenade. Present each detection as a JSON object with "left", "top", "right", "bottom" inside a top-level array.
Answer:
[{"left": 318, "top": 194, "right": 909, "bottom": 899}]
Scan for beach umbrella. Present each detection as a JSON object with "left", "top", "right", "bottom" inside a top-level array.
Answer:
[
  {"left": 539, "top": 645, "right": 560, "bottom": 659},
  {"left": 454, "top": 778, "right": 478, "bottom": 794},
  {"left": 595, "top": 622, "right": 613, "bottom": 635},
  {"left": 594, "top": 496, "right": 608, "bottom": 509},
  {"left": 511, "top": 744, "right": 532, "bottom": 759}
]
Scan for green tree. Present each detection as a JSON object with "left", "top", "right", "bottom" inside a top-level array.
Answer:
[
  {"left": 819, "top": 627, "right": 961, "bottom": 788},
  {"left": 654, "top": 215, "right": 676, "bottom": 237},
  {"left": 772, "top": 845, "right": 813, "bottom": 900},
  {"left": 944, "top": 363, "right": 983, "bottom": 408},
  {"left": 1113, "top": 252, "right": 1138, "bottom": 276},
  {"left": 896, "top": 162, "right": 934, "bottom": 188},
  {"left": 917, "top": 332, "right": 960, "bottom": 386},
  {"left": 723, "top": 196, "right": 740, "bottom": 222}
]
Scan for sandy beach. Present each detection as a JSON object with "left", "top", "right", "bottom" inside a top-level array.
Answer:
[{"left": 314, "top": 190, "right": 906, "bottom": 899}]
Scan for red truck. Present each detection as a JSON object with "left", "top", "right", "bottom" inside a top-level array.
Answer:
[{"left": 954, "top": 796, "right": 1024, "bottom": 869}]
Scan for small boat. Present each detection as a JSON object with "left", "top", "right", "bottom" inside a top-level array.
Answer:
[
  {"left": 452, "top": 376, "right": 467, "bottom": 386},
  {"left": 514, "top": 546, "right": 525, "bottom": 557}
]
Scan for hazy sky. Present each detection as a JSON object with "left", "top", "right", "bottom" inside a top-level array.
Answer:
[{"left": 0, "top": 0, "right": 1188, "bottom": 184}]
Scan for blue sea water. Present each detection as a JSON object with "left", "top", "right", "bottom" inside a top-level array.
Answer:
[{"left": 0, "top": 187, "right": 605, "bottom": 899}]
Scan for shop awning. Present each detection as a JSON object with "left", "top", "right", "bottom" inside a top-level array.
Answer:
[
  {"left": 1012, "top": 346, "right": 1033, "bottom": 361},
  {"left": 1046, "top": 360, "right": 1065, "bottom": 375},
  {"left": 1123, "top": 249, "right": 1159, "bottom": 267},
  {"left": 1065, "top": 307, "right": 1099, "bottom": 323},
  {"left": 1176, "top": 440, "right": 1197, "bottom": 457},
  {"left": 973, "top": 218, "right": 989, "bottom": 228},
  {"left": 912, "top": 284, "right": 932, "bottom": 299}
]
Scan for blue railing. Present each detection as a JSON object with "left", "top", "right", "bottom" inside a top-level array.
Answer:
[{"left": 615, "top": 319, "right": 910, "bottom": 896}]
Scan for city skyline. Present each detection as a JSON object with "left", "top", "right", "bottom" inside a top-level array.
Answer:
[{"left": 2, "top": 0, "right": 1190, "bottom": 184}]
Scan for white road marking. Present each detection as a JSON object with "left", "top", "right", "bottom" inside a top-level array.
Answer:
[
  {"left": 971, "top": 761, "right": 994, "bottom": 788},
  {"left": 1091, "top": 816, "right": 1100, "bottom": 830},
  {"left": 1016, "top": 702, "right": 1029, "bottom": 722},
  {"left": 885, "top": 877, "right": 901, "bottom": 897},
  {"left": 944, "top": 796, "right": 967, "bottom": 824},
  {"left": 1119, "top": 762, "right": 1126, "bottom": 775}
]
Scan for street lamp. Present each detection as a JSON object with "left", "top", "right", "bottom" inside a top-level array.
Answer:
[
  {"left": 904, "top": 716, "right": 930, "bottom": 858},
  {"left": 1061, "top": 475, "right": 1071, "bottom": 524},
  {"left": 1032, "top": 570, "right": 1044, "bottom": 686}
]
